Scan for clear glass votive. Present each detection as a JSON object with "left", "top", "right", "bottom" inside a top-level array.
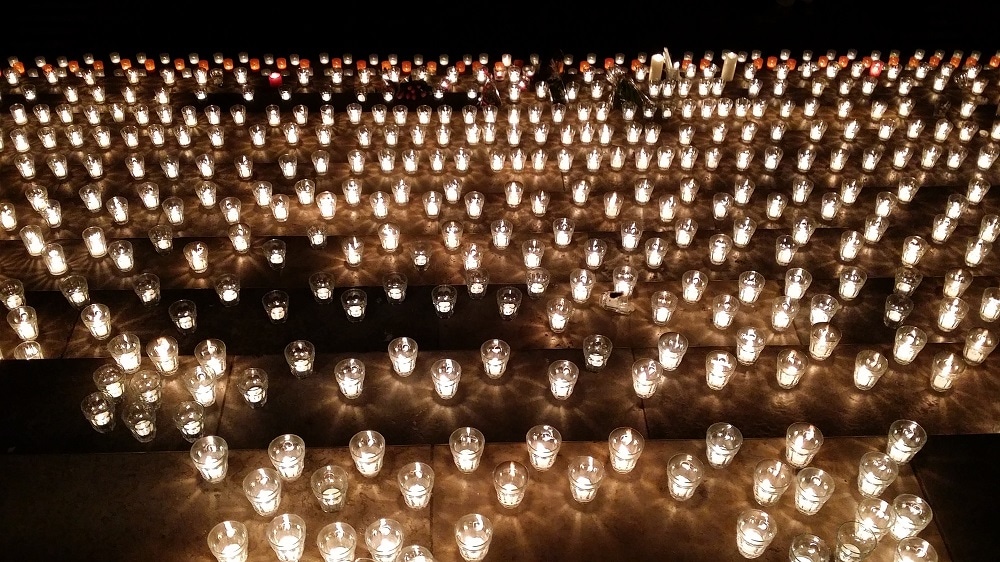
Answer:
[
  {"left": 706, "top": 422, "right": 743, "bottom": 469},
  {"left": 786, "top": 422, "right": 824, "bottom": 468},
  {"left": 268, "top": 433, "right": 306, "bottom": 481},
  {"left": 397, "top": 461, "right": 435, "bottom": 509},
  {"left": 349, "top": 430, "right": 386, "bottom": 477},
  {"left": 493, "top": 461, "right": 529, "bottom": 508},
  {"left": 794, "top": 466, "right": 835, "bottom": 515},
  {"left": 608, "top": 426, "right": 644, "bottom": 473},
  {"left": 856, "top": 496, "right": 896, "bottom": 541},
  {"left": 450, "top": 427, "right": 485, "bottom": 473},
  {"left": 887, "top": 419, "right": 927, "bottom": 464},
  {"left": 736, "top": 509, "right": 777, "bottom": 559},
  {"left": 667, "top": 453, "right": 704, "bottom": 501},
  {"left": 567, "top": 456, "right": 606, "bottom": 503},
  {"left": 583, "top": 334, "right": 614, "bottom": 372},
  {"left": 753, "top": 459, "right": 793, "bottom": 506},
  {"left": 236, "top": 367, "right": 268, "bottom": 408},
  {"left": 480, "top": 339, "right": 511, "bottom": 379},
  {"left": 526, "top": 424, "right": 562, "bottom": 471}
]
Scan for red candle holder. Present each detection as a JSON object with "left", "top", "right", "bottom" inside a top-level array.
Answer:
[{"left": 268, "top": 72, "right": 282, "bottom": 87}]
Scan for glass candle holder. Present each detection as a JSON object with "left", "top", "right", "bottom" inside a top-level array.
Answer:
[
  {"left": 263, "top": 290, "right": 290, "bottom": 324},
  {"left": 493, "top": 461, "right": 529, "bottom": 509},
  {"left": 930, "top": 351, "right": 966, "bottom": 392},
  {"left": 266, "top": 514, "right": 306, "bottom": 562},
  {"left": 449, "top": 426, "right": 486, "bottom": 474},
  {"left": 895, "top": 537, "right": 938, "bottom": 562},
  {"left": 242, "top": 467, "right": 283, "bottom": 516},
  {"left": 753, "top": 459, "right": 793, "bottom": 507},
  {"left": 583, "top": 334, "right": 614, "bottom": 372},
  {"left": 269, "top": 433, "right": 307, "bottom": 482},
  {"left": 183, "top": 241, "right": 210, "bottom": 274},
  {"left": 388, "top": 337, "right": 419, "bottom": 377},
  {"left": 795, "top": 466, "right": 835, "bottom": 515},
  {"left": 526, "top": 424, "right": 562, "bottom": 471},
  {"left": 736, "top": 271, "right": 765, "bottom": 305},
  {"left": 858, "top": 451, "right": 899, "bottom": 498},
  {"left": 182, "top": 365, "right": 217, "bottom": 407},
  {"left": 341, "top": 288, "right": 367, "bottom": 322},
  {"left": 667, "top": 453, "right": 704, "bottom": 501},
  {"left": 893, "top": 325, "right": 927, "bottom": 365},
  {"left": 58, "top": 275, "right": 90, "bottom": 310},
  {"left": 168, "top": 299, "right": 197, "bottom": 334},
  {"left": 808, "top": 323, "right": 841, "bottom": 361},
  {"left": 736, "top": 326, "right": 767, "bottom": 365},
  {"left": 107, "top": 332, "right": 142, "bottom": 373},
  {"left": 839, "top": 267, "right": 867, "bottom": 301},
  {"left": 809, "top": 294, "right": 841, "bottom": 325},
  {"left": 890, "top": 494, "right": 934, "bottom": 541},
  {"left": 854, "top": 349, "right": 889, "bottom": 390},
  {"left": 628, "top": 357, "right": 663, "bottom": 398},
  {"left": 236, "top": 367, "right": 268, "bottom": 408},
  {"left": 525, "top": 268, "right": 551, "bottom": 299},
  {"left": 964, "top": 327, "right": 998, "bottom": 365},
  {"left": 547, "top": 359, "right": 579, "bottom": 400},
  {"left": 79, "top": 303, "right": 112, "bottom": 340},
  {"left": 310, "top": 465, "right": 350, "bottom": 515},
  {"left": 568, "top": 456, "right": 608, "bottom": 505},
  {"left": 479, "top": 338, "right": 511, "bottom": 379},
  {"left": 174, "top": 399, "right": 206, "bottom": 441},
  {"left": 680, "top": 270, "right": 709, "bottom": 303},
  {"left": 736, "top": 509, "right": 777, "bottom": 559},
  {"left": 431, "top": 358, "right": 462, "bottom": 399},
  {"left": 604, "top": 427, "right": 645, "bottom": 474},
  {"left": 146, "top": 336, "right": 179, "bottom": 375},
  {"left": 712, "top": 294, "right": 740, "bottom": 330},
  {"left": 432, "top": 285, "right": 458, "bottom": 318},
  {"left": 497, "top": 286, "right": 522, "bottom": 320},
  {"left": 943, "top": 268, "right": 973, "bottom": 298},
  {"left": 207, "top": 521, "right": 249, "bottom": 562},
  {"left": 704, "top": 350, "right": 737, "bottom": 390},
  {"left": 454, "top": 514, "right": 493, "bottom": 561},
  {"left": 775, "top": 348, "right": 809, "bottom": 388},
  {"left": 705, "top": 422, "right": 743, "bottom": 469},
  {"left": 284, "top": 340, "right": 316, "bottom": 379},
  {"left": 786, "top": 422, "right": 824, "bottom": 468},
  {"left": 887, "top": 419, "right": 927, "bottom": 465},
  {"left": 81, "top": 391, "right": 117, "bottom": 433},
  {"left": 583, "top": 238, "right": 608, "bottom": 269},
  {"left": 546, "top": 297, "right": 574, "bottom": 333}
]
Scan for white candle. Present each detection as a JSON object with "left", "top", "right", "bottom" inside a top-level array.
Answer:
[
  {"left": 721, "top": 52, "right": 738, "bottom": 81},
  {"left": 649, "top": 53, "right": 664, "bottom": 83}
]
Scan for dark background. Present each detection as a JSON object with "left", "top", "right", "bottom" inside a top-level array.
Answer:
[{"left": 3, "top": 0, "right": 999, "bottom": 67}]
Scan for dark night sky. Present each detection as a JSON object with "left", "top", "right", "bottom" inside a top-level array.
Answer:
[{"left": 2, "top": 1, "right": 998, "bottom": 65}]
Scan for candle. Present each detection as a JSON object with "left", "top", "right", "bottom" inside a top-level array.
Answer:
[
  {"left": 649, "top": 53, "right": 664, "bottom": 82},
  {"left": 721, "top": 52, "right": 738, "bottom": 81}
]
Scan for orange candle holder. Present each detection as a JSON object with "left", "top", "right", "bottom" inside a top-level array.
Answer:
[
  {"left": 300, "top": 59, "right": 310, "bottom": 70},
  {"left": 249, "top": 58, "right": 260, "bottom": 72},
  {"left": 331, "top": 58, "right": 342, "bottom": 69},
  {"left": 381, "top": 60, "right": 392, "bottom": 71},
  {"left": 401, "top": 61, "right": 412, "bottom": 73},
  {"left": 174, "top": 58, "right": 185, "bottom": 71},
  {"left": 92, "top": 61, "right": 103, "bottom": 73},
  {"left": 785, "top": 59, "right": 796, "bottom": 71},
  {"left": 817, "top": 55, "right": 829, "bottom": 68},
  {"left": 198, "top": 60, "right": 209, "bottom": 72},
  {"left": 455, "top": 61, "right": 466, "bottom": 74},
  {"left": 356, "top": 60, "right": 366, "bottom": 71},
  {"left": 837, "top": 55, "right": 850, "bottom": 68},
  {"left": 68, "top": 60, "right": 80, "bottom": 73},
  {"left": 144, "top": 59, "right": 156, "bottom": 72},
  {"left": 223, "top": 59, "right": 233, "bottom": 71},
  {"left": 120, "top": 59, "right": 132, "bottom": 70},
  {"left": 276, "top": 57, "right": 287, "bottom": 70},
  {"left": 427, "top": 61, "right": 437, "bottom": 74},
  {"left": 766, "top": 56, "right": 778, "bottom": 70}
]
